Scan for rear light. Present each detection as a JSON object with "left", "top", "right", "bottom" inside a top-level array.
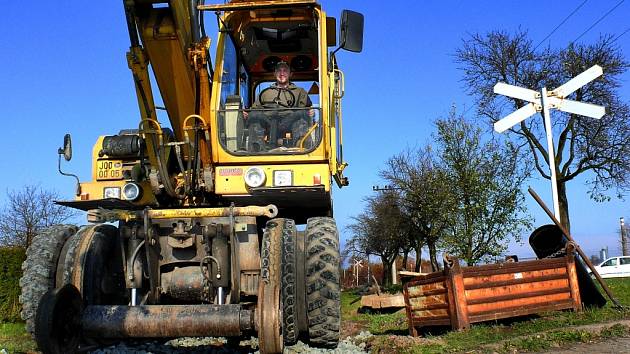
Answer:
[{"left": 313, "top": 174, "right": 321, "bottom": 185}]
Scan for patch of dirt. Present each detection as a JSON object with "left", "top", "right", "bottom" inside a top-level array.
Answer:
[
  {"left": 483, "top": 319, "right": 630, "bottom": 352},
  {"left": 341, "top": 318, "right": 368, "bottom": 338}
]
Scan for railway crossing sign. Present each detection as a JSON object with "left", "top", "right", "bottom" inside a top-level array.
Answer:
[{"left": 493, "top": 65, "right": 605, "bottom": 220}]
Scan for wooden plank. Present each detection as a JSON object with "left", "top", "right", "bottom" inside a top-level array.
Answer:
[
  {"left": 407, "top": 281, "right": 447, "bottom": 297},
  {"left": 465, "top": 279, "right": 569, "bottom": 301},
  {"left": 450, "top": 262, "right": 469, "bottom": 330},
  {"left": 361, "top": 294, "right": 405, "bottom": 309},
  {"left": 467, "top": 292, "right": 570, "bottom": 315},
  {"left": 445, "top": 266, "right": 459, "bottom": 331},
  {"left": 407, "top": 287, "right": 447, "bottom": 298},
  {"left": 565, "top": 253, "right": 582, "bottom": 312},
  {"left": 463, "top": 267, "right": 566, "bottom": 287},
  {"left": 410, "top": 317, "right": 451, "bottom": 327},
  {"left": 403, "top": 281, "right": 417, "bottom": 336},
  {"left": 463, "top": 258, "right": 566, "bottom": 277},
  {"left": 406, "top": 275, "right": 447, "bottom": 288},
  {"left": 465, "top": 273, "right": 568, "bottom": 290},
  {"left": 409, "top": 294, "right": 448, "bottom": 309},
  {"left": 409, "top": 302, "right": 450, "bottom": 311},
  {"left": 411, "top": 309, "right": 449, "bottom": 319},
  {"left": 466, "top": 287, "right": 570, "bottom": 305},
  {"left": 468, "top": 299, "right": 575, "bottom": 323}
]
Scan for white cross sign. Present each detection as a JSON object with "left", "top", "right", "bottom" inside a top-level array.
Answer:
[
  {"left": 493, "top": 65, "right": 605, "bottom": 133},
  {"left": 492, "top": 65, "right": 606, "bottom": 221}
]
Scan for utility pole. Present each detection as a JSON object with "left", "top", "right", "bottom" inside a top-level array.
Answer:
[{"left": 621, "top": 217, "right": 627, "bottom": 257}]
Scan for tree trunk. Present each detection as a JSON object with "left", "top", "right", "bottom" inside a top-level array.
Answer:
[
  {"left": 427, "top": 240, "right": 439, "bottom": 271},
  {"left": 380, "top": 255, "right": 392, "bottom": 286},
  {"left": 402, "top": 250, "right": 409, "bottom": 271},
  {"left": 414, "top": 245, "right": 423, "bottom": 272},
  {"left": 557, "top": 181, "right": 571, "bottom": 232}
]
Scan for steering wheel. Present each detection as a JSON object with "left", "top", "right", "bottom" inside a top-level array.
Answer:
[{"left": 258, "top": 86, "right": 296, "bottom": 108}]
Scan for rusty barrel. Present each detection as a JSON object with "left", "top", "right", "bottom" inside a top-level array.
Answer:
[
  {"left": 82, "top": 304, "right": 254, "bottom": 338},
  {"left": 529, "top": 224, "right": 606, "bottom": 307}
]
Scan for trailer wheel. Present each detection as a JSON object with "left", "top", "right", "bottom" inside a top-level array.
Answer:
[
  {"left": 304, "top": 217, "right": 340, "bottom": 348},
  {"left": 20, "top": 225, "right": 78, "bottom": 335}
]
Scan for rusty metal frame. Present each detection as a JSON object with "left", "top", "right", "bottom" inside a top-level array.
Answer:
[{"left": 198, "top": 0, "right": 316, "bottom": 12}]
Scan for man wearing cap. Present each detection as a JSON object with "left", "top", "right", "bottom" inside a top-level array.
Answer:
[{"left": 245, "top": 61, "right": 315, "bottom": 151}]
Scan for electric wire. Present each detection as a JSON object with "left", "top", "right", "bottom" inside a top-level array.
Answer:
[
  {"left": 573, "top": 0, "right": 625, "bottom": 43},
  {"left": 534, "top": 0, "right": 589, "bottom": 50},
  {"left": 612, "top": 26, "right": 630, "bottom": 44}
]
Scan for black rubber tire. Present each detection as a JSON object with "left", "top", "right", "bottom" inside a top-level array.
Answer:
[
  {"left": 262, "top": 218, "right": 298, "bottom": 346},
  {"left": 56, "top": 224, "right": 123, "bottom": 305},
  {"left": 34, "top": 284, "right": 83, "bottom": 354},
  {"left": 19, "top": 225, "right": 78, "bottom": 335},
  {"left": 304, "top": 217, "right": 341, "bottom": 348},
  {"left": 280, "top": 219, "right": 297, "bottom": 345}
]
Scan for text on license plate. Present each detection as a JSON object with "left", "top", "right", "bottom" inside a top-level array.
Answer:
[{"left": 97, "top": 160, "right": 123, "bottom": 180}]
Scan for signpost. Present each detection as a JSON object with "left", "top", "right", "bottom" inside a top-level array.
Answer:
[
  {"left": 353, "top": 259, "right": 364, "bottom": 287},
  {"left": 493, "top": 65, "right": 605, "bottom": 220}
]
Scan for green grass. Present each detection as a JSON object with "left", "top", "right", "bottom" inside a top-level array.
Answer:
[
  {"left": 344, "top": 278, "right": 630, "bottom": 353},
  {"left": 0, "top": 322, "right": 36, "bottom": 353}
]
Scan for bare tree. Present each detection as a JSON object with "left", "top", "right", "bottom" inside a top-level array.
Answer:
[
  {"left": 345, "top": 191, "right": 408, "bottom": 286},
  {"left": 435, "top": 112, "right": 532, "bottom": 265},
  {"left": 456, "top": 31, "right": 630, "bottom": 231},
  {"left": 0, "top": 185, "right": 78, "bottom": 248}
]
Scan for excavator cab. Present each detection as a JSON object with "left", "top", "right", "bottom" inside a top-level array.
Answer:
[{"left": 21, "top": 1, "right": 363, "bottom": 353}]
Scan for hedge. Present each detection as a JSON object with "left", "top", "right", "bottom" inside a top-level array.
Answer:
[{"left": 0, "top": 247, "right": 25, "bottom": 322}]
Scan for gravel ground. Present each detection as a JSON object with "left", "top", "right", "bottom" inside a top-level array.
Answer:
[{"left": 88, "top": 332, "right": 372, "bottom": 354}]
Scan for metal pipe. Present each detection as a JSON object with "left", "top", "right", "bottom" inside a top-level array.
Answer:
[
  {"left": 217, "top": 287, "right": 224, "bottom": 305},
  {"left": 82, "top": 305, "right": 254, "bottom": 338},
  {"left": 528, "top": 186, "right": 623, "bottom": 308}
]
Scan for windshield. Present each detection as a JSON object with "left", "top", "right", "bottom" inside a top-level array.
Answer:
[{"left": 216, "top": 37, "right": 322, "bottom": 155}]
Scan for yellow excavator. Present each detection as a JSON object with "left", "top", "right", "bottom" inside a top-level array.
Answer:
[{"left": 19, "top": 1, "right": 362, "bottom": 353}]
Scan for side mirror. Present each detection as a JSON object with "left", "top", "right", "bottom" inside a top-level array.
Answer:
[
  {"left": 339, "top": 10, "right": 364, "bottom": 53},
  {"left": 58, "top": 134, "right": 73, "bottom": 161}
]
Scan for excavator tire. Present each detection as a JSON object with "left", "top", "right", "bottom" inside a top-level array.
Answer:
[
  {"left": 280, "top": 219, "right": 298, "bottom": 345},
  {"left": 304, "top": 217, "right": 340, "bottom": 348},
  {"left": 260, "top": 218, "right": 298, "bottom": 348},
  {"left": 55, "top": 224, "right": 123, "bottom": 305},
  {"left": 19, "top": 225, "right": 78, "bottom": 334}
]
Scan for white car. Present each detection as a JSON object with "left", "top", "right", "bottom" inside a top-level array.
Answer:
[{"left": 592, "top": 256, "right": 630, "bottom": 278}]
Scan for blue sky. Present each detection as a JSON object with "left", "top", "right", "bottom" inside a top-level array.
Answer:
[{"left": 0, "top": 1, "right": 628, "bottom": 259}]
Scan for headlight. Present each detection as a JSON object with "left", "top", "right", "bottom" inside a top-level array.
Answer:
[
  {"left": 122, "top": 182, "right": 142, "bottom": 201},
  {"left": 244, "top": 167, "right": 266, "bottom": 188},
  {"left": 273, "top": 170, "right": 292, "bottom": 186},
  {"left": 103, "top": 187, "right": 121, "bottom": 199}
]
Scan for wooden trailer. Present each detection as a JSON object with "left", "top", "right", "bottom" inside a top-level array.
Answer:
[{"left": 403, "top": 244, "right": 582, "bottom": 335}]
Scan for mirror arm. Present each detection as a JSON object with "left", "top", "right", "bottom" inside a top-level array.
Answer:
[{"left": 57, "top": 154, "right": 81, "bottom": 196}]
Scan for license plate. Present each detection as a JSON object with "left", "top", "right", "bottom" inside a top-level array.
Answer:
[{"left": 96, "top": 160, "right": 123, "bottom": 180}]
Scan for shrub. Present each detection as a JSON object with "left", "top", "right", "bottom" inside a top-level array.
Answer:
[{"left": 0, "top": 247, "right": 26, "bottom": 322}]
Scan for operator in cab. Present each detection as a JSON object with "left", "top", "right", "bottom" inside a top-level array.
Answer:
[{"left": 244, "top": 61, "right": 315, "bottom": 151}]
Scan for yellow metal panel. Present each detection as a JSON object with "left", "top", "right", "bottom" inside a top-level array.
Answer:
[
  {"left": 215, "top": 163, "right": 330, "bottom": 195},
  {"left": 76, "top": 180, "right": 156, "bottom": 206}
]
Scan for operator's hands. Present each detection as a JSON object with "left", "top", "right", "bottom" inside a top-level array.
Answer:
[
  {"left": 308, "top": 108, "right": 315, "bottom": 117},
  {"left": 243, "top": 110, "right": 249, "bottom": 119}
]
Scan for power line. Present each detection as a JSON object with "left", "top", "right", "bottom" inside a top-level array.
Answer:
[
  {"left": 573, "top": 0, "right": 625, "bottom": 43},
  {"left": 612, "top": 26, "right": 630, "bottom": 44},
  {"left": 534, "top": 0, "right": 589, "bottom": 50}
]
